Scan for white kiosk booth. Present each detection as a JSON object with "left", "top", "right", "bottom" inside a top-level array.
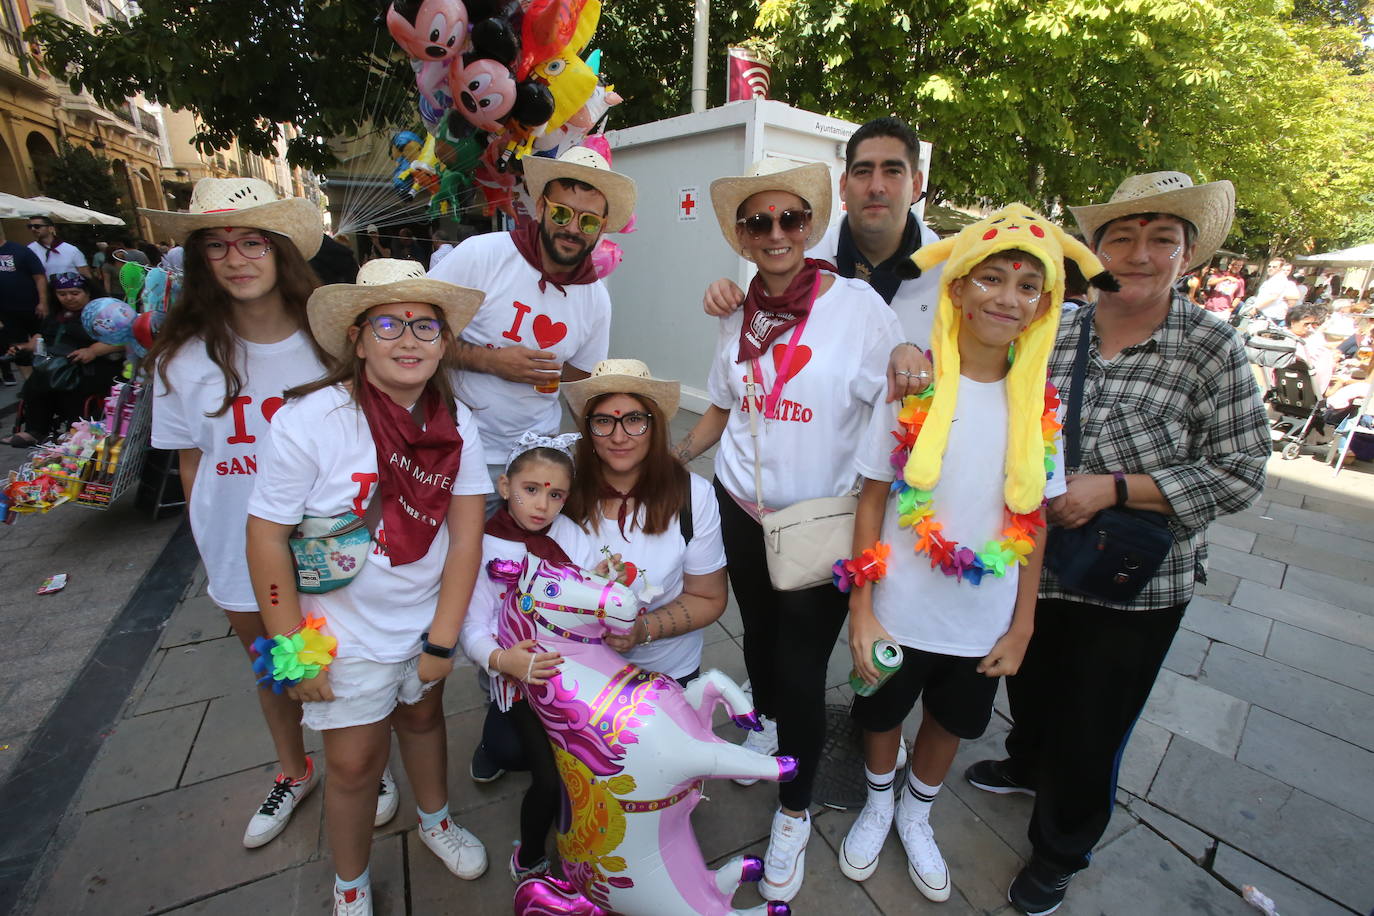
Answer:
[{"left": 605, "top": 100, "right": 932, "bottom": 413}]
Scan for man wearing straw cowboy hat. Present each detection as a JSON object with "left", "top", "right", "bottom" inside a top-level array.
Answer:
[{"left": 428, "top": 145, "right": 636, "bottom": 504}]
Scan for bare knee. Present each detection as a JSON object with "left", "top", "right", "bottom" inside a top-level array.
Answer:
[
  {"left": 392, "top": 695, "right": 445, "bottom": 737},
  {"left": 326, "top": 750, "right": 387, "bottom": 794}
]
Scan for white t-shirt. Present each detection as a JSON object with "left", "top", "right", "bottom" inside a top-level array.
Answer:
[
  {"left": 708, "top": 274, "right": 902, "bottom": 507},
  {"left": 583, "top": 473, "right": 727, "bottom": 679},
  {"left": 854, "top": 377, "right": 1066, "bottom": 656},
  {"left": 1256, "top": 275, "right": 1301, "bottom": 321},
  {"left": 428, "top": 232, "right": 611, "bottom": 461},
  {"left": 28, "top": 240, "right": 88, "bottom": 277},
  {"left": 249, "top": 385, "right": 491, "bottom": 663},
  {"left": 811, "top": 216, "right": 942, "bottom": 350},
  {"left": 429, "top": 243, "right": 454, "bottom": 270},
  {"left": 152, "top": 331, "right": 326, "bottom": 611},
  {"left": 459, "top": 516, "right": 600, "bottom": 684}
]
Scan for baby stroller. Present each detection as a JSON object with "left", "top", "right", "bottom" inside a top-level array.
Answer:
[{"left": 1245, "top": 327, "right": 1325, "bottom": 460}]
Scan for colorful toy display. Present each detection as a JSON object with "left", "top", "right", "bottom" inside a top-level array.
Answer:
[
  {"left": 81, "top": 297, "right": 137, "bottom": 346},
  {"left": 490, "top": 556, "right": 795, "bottom": 916}
]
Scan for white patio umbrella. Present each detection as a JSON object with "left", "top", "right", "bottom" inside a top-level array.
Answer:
[
  {"left": 0, "top": 192, "right": 48, "bottom": 219},
  {"left": 25, "top": 195, "right": 126, "bottom": 226},
  {"left": 1295, "top": 242, "right": 1374, "bottom": 298}
]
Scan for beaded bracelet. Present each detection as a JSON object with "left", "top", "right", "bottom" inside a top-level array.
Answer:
[
  {"left": 832, "top": 542, "right": 893, "bottom": 593},
  {"left": 250, "top": 614, "right": 338, "bottom": 693}
]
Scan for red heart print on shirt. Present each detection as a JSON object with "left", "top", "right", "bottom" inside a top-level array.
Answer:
[
  {"left": 771, "top": 344, "right": 812, "bottom": 382},
  {"left": 533, "top": 314, "right": 568, "bottom": 349}
]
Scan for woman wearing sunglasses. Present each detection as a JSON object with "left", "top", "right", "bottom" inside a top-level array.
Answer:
[
  {"left": 674, "top": 159, "right": 903, "bottom": 904},
  {"left": 142, "top": 179, "right": 387, "bottom": 850},
  {"left": 563, "top": 359, "right": 728, "bottom": 686}
]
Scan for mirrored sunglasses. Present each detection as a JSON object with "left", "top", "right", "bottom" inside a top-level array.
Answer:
[{"left": 544, "top": 199, "right": 605, "bottom": 236}]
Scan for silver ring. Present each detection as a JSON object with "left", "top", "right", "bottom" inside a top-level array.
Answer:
[
  {"left": 917, "top": 370, "right": 931, "bottom": 379},
  {"left": 896, "top": 370, "right": 914, "bottom": 377}
]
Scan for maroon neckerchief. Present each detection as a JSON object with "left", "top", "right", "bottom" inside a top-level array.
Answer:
[
  {"left": 510, "top": 219, "right": 599, "bottom": 296},
  {"left": 600, "top": 481, "right": 640, "bottom": 538},
  {"left": 484, "top": 507, "right": 574, "bottom": 566},
  {"left": 35, "top": 238, "right": 62, "bottom": 260},
  {"left": 736, "top": 258, "right": 832, "bottom": 363},
  {"left": 357, "top": 379, "right": 462, "bottom": 566}
]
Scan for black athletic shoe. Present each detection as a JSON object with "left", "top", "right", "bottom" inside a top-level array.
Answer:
[
  {"left": 1008, "top": 856, "right": 1076, "bottom": 915},
  {"left": 965, "top": 758, "right": 1036, "bottom": 796},
  {"left": 469, "top": 742, "right": 506, "bottom": 784}
]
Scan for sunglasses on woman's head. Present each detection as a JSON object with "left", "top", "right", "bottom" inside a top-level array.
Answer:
[
  {"left": 736, "top": 209, "right": 811, "bottom": 237},
  {"left": 543, "top": 198, "right": 605, "bottom": 236}
]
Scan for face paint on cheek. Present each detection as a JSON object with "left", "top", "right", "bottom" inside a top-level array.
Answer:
[
  {"left": 1168, "top": 244, "right": 1182, "bottom": 260},
  {"left": 970, "top": 278, "right": 990, "bottom": 294},
  {"left": 966, "top": 312, "right": 974, "bottom": 321},
  {"left": 1102, "top": 252, "right": 1113, "bottom": 263},
  {"left": 1026, "top": 293, "right": 1041, "bottom": 305}
]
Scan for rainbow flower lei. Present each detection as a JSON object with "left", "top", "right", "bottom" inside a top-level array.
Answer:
[
  {"left": 888, "top": 382, "right": 1061, "bottom": 586},
  {"left": 250, "top": 614, "right": 338, "bottom": 693}
]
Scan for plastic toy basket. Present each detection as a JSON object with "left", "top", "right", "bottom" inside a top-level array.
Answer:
[{"left": 76, "top": 383, "right": 152, "bottom": 510}]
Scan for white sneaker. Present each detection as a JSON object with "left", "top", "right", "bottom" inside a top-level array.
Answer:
[
  {"left": 243, "top": 756, "right": 319, "bottom": 848},
  {"left": 895, "top": 793, "right": 950, "bottom": 902},
  {"left": 374, "top": 768, "right": 398, "bottom": 827},
  {"left": 420, "top": 816, "right": 488, "bottom": 879},
  {"left": 733, "top": 716, "right": 779, "bottom": 786},
  {"left": 761, "top": 808, "right": 810, "bottom": 902},
  {"left": 838, "top": 796, "right": 894, "bottom": 881},
  {"left": 333, "top": 883, "right": 373, "bottom": 916}
]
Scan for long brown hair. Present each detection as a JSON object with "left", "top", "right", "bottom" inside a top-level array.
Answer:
[
  {"left": 285, "top": 312, "right": 461, "bottom": 422},
  {"left": 567, "top": 393, "right": 690, "bottom": 537},
  {"left": 146, "top": 228, "right": 331, "bottom": 416}
]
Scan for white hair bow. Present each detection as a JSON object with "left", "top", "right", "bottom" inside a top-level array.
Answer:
[{"left": 505, "top": 430, "right": 581, "bottom": 470}]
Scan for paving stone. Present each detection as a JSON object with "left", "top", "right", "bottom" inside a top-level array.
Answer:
[
  {"left": 164, "top": 833, "right": 405, "bottom": 915},
  {"left": 1261, "top": 488, "right": 1305, "bottom": 508},
  {"left": 1211, "top": 843, "right": 1358, "bottom": 916},
  {"left": 1252, "top": 535, "right": 1374, "bottom": 587},
  {"left": 0, "top": 731, "right": 31, "bottom": 785},
  {"left": 944, "top": 731, "right": 1036, "bottom": 859},
  {"left": 439, "top": 661, "right": 491, "bottom": 718},
  {"left": 182, "top": 688, "right": 324, "bottom": 785},
  {"left": 1141, "top": 669, "right": 1248, "bottom": 758},
  {"left": 1196, "top": 569, "right": 1240, "bottom": 603},
  {"left": 1299, "top": 491, "right": 1374, "bottom": 526},
  {"left": 1205, "top": 544, "right": 1286, "bottom": 588},
  {"left": 160, "top": 593, "right": 232, "bottom": 648},
  {"left": 31, "top": 763, "right": 324, "bottom": 915},
  {"left": 0, "top": 669, "right": 74, "bottom": 736},
  {"left": 1206, "top": 523, "right": 1256, "bottom": 553},
  {"left": 79, "top": 703, "right": 205, "bottom": 811},
  {"left": 1148, "top": 737, "right": 1374, "bottom": 912},
  {"left": 1230, "top": 581, "right": 1374, "bottom": 652},
  {"left": 1236, "top": 707, "right": 1374, "bottom": 822},
  {"left": 1129, "top": 798, "right": 1213, "bottom": 863},
  {"left": 1264, "top": 623, "right": 1374, "bottom": 698},
  {"left": 1281, "top": 565, "right": 1374, "bottom": 614},
  {"left": 1059, "top": 825, "right": 1250, "bottom": 915},
  {"left": 1181, "top": 597, "right": 1271, "bottom": 655},
  {"left": 441, "top": 702, "right": 529, "bottom": 816},
  {"left": 134, "top": 636, "right": 251, "bottom": 714},
  {"left": 1261, "top": 501, "right": 1369, "bottom": 542},
  {"left": 1162, "top": 627, "right": 1209, "bottom": 677},
  {"left": 718, "top": 591, "right": 743, "bottom": 637},
  {"left": 1199, "top": 643, "right": 1374, "bottom": 751},
  {"left": 1116, "top": 718, "right": 1171, "bottom": 798},
  {"left": 700, "top": 633, "right": 749, "bottom": 688},
  {"left": 1218, "top": 510, "right": 1296, "bottom": 542},
  {"left": 1290, "top": 523, "right": 1374, "bottom": 562}
]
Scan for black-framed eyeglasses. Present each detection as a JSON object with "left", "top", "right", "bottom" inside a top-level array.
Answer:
[
  {"left": 203, "top": 237, "right": 272, "bottom": 260},
  {"left": 736, "top": 208, "right": 811, "bottom": 237},
  {"left": 587, "top": 411, "right": 652, "bottom": 437},
  {"left": 543, "top": 197, "right": 605, "bottom": 235},
  {"left": 365, "top": 314, "right": 445, "bottom": 342}
]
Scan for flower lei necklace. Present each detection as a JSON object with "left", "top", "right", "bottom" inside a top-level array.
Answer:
[{"left": 888, "top": 381, "right": 1061, "bottom": 586}]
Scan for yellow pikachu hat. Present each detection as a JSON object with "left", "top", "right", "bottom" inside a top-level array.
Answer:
[{"left": 902, "top": 203, "right": 1116, "bottom": 514}]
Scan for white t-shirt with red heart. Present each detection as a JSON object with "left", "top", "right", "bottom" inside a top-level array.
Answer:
[
  {"left": 152, "top": 331, "right": 326, "bottom": 612},
  {"left": 248, "top": 385, "right": 492, "bottom": 663},
  {"left": 708, "top": 274, "right": 903, "bottom": 508},
  {"left": 429, "top": 231, "right": 611, "bottom": 462}
]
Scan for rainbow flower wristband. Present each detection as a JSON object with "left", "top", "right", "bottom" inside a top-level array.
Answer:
[
  {"left": 832, "top": 542, "right": 892, "bottom": 593},
  {"left": 250, "top": 614, "right": 338, "bottom": 693}
]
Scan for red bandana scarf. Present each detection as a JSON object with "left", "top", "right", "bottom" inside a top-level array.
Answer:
[
  {"left": 510, "top": 219, "right": 600, "bottom": 296},
  {"left": 600, "top": 482, "right": 640, "bottom": 538},
  {"left": 484, "top": 506, "right": 574, "bottom": 566},
  {"left": 736, "top": 258, "right": 831, "bottom": 363},
  {"left": 357, "top": 379, "right": 463, "bottom": 566}
]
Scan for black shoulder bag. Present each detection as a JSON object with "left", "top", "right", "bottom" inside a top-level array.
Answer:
[{"left": 1044, "top": 310, "right": 1175, "bottom": 604}]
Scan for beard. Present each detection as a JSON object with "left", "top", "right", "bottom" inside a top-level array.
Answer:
[{"left": 539, "top": 221, "right": 593, "bottom": 268}]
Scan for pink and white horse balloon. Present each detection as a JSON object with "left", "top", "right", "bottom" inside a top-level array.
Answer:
[{"left": 488, "top": 557, "right": 795, "bottom": 916}]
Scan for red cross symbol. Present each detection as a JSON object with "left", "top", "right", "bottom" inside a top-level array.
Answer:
[{"left": 681, "top": 193, "right": 696, "bottom": 216}]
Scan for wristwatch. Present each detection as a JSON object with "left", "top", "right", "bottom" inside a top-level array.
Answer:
[
  {"left": 1112, "top": 471, "right": 1129, "bottom": 507},
  {"left": 420, "top": 631, "right": 457, "bottom": 659}
]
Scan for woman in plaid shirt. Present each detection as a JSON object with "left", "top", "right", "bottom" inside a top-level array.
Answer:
[{"left": 964, "top": 172, "right": 1269, "bottom": 916}]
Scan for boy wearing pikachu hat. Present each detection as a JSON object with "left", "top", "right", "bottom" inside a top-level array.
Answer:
[{"left": 836, "top": 204, "right": 1115, "bottom": 899}]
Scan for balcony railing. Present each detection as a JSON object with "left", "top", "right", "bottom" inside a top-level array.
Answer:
[
  {"left": 137, "top": 109, "right": 158, "bottom": 135},
  {"left": 1, "top": 0, "right": 22, "bottom": 57},
  {"left": 85, "top": 0, "right": 103, "bottom": 17}
]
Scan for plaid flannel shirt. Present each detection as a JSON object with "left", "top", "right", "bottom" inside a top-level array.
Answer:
[{"left": 1040, "top": 293, "right": 1269, "bottom": 611}]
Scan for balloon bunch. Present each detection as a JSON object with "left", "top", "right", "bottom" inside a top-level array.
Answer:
[
  {"left": 84, "top": 263, "right": 172, "bottom": 358},
  {"left": 384, "top": 0, "right": 621, "bottom": 219}
]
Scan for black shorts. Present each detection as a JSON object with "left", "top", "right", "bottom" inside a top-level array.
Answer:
[{"left": 850, "top": 645, "right": 999, "bottom": 739}]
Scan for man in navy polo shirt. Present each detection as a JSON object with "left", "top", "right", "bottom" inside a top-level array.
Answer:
[{"left": 0, "top": 224, "right": 48, "bottom": 386}]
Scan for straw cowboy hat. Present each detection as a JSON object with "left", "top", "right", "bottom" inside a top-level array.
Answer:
[
  {"left": 140, "top": 177, "right": 323, "bottom": 258},
  {"left": 522, "top": 147, "right": 638, "bottom": 234},
  {"left": 307, "top": 259, "right": 484, "bottom": 359},
  {"left": 709, "top": 159, "right": 833, "bottom": 258},
  {"left": 1069, "top": 171, "right": 1235, "bottom": 271},
  {"left": 562, "top": 358, "right": 680, "bottom": 422}
]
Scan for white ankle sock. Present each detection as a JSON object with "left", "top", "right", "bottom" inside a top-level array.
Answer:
[
  {"left": 905, "top": 773, "right": 942, "bottom": 818},
  {"left": 865, "top": 766, "right": 896, "bottom": 810}
]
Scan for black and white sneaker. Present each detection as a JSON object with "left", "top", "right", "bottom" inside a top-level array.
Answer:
[
  {"left": 243, "top": 756, "right": 319, "bottom": 848},
  {"left": 1008, "top": 856, "right": 1076, "bottom": 915},
  {"left": 965, "top": 758, "right": 1036, "bottom": 797}
]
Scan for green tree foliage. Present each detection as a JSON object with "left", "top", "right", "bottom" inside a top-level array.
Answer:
[{"left": 34, "top": 140, "right": 134, "bottom": 248}]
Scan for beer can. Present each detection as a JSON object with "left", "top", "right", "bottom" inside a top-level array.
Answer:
[{"left": 849, "top": 639, "right": 903, "bottom": 697}]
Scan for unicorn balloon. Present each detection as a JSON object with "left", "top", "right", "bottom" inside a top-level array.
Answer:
[{"left": 487, "top": 557, "right": 794, "bottom": 916}]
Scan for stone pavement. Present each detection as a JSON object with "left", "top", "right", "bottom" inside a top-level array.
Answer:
[{"left": 5, "top": 433, "right": 1374, "bottom": 915}]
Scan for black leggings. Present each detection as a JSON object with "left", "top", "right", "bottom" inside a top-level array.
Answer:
[
  {"left": 509, "top": 699, "right": 561, "bottom": 868},
  {"left": 714, "top": 477, "right": 848, "bottom": 811}
]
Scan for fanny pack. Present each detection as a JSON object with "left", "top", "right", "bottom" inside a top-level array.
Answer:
[{"left": 288, "top": 510, "right": 373, "bottom": 593}]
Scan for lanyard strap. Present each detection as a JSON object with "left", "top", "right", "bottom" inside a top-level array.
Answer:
[
  {"left": 1063, "top": 307, "right": 1094, "bottom": 472},
  {"left": 747, "top": 272, "right": 819, "bottom": 419}
]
